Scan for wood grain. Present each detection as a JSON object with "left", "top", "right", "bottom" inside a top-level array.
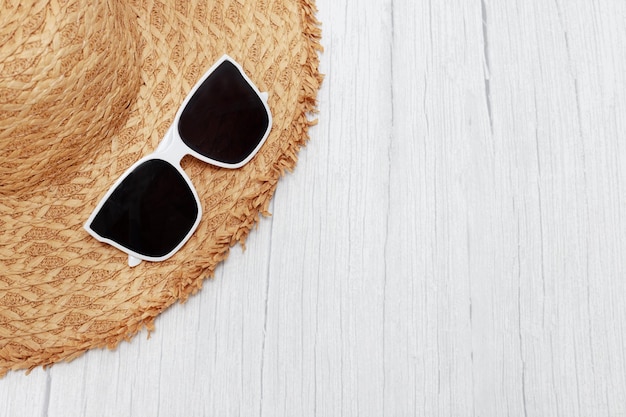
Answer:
[{"left": 2, "top": 0, "right": 626, "bottom": 415}]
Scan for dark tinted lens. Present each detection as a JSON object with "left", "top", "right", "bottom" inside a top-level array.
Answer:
[
  {"left": 178, "top": 60, "right": 269, "bottom": 164},
  {"left": 90, "top": 159, "right": 199, "bottom": 258}
]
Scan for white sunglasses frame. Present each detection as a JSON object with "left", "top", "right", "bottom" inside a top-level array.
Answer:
[{"left": 84, "top": 54, "right": 272, "bottom": 267}]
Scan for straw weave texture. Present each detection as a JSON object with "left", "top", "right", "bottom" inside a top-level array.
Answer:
[{"left": 0, "top": 0, "right": 322, "bottom": 376}]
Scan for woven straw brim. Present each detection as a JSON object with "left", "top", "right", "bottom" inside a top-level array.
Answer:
[{"left": 0, "top": 0, "right": 322, "bottom": 376}]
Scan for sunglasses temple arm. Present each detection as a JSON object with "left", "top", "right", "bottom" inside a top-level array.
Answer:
[{"left": 129, "top": 254, "right": 142, "bottom": 267}]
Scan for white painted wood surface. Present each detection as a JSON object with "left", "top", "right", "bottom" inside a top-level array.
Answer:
[{"left": 2, "top": 0, "right": 626, "bottom": 415}]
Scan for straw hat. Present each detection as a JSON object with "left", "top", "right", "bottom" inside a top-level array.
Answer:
[{"left": 0, "top": 0, "right": 322, "bottom": 376}]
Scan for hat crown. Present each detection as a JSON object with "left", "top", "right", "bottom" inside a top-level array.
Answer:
[{"left": 0, "top": 0, "right": 141, "bottom": 196}]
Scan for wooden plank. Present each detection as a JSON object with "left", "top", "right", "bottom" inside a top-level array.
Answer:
[{"left": 259, "top": 0, "right": 393, "bottom": 415}]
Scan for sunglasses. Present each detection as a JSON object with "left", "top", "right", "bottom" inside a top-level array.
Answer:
[{"left": 84, "top": 55, "right": 272, "bottom": 267}]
